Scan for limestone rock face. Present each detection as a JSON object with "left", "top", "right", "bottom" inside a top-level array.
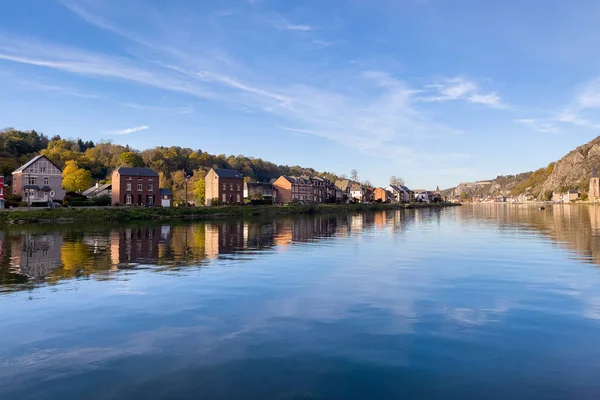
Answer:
[
  {"left": 444, "top": 136, "right": 600, "bottom": 199},
  {"left": 539, "top": 140, "right": 600, "bottom": 194}
]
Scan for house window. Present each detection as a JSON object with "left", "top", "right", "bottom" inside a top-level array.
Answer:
[
  {"left": 137, "top": 183, "right": 143, "bottom": 191},
  {"left": 237, "top": 184, "right": 241, "bottom": 191},
  {"left": 236, "top": 194, "right": 241, "bottom": 203},
  {"left": 229, "top": 184, "right": 233, "bottom": 191},
  {"left": 127, "top": 177, "right": 132, "bottom": 180},
  {"left": 28, "top": 176, "right": 37, "bottom": 185},
  {"left": 43, "top": 177, "right": 49, "bottom": 185},
  {"left": 147, "top": 195, "right": 154, "bottom": 205},
  {"left": 126, "top": 183, "right": 132, "bottom": 191},
  {"left": 126, "top": 195, "right": 132, "bottom": 205},
  {"left": 148, "top": 178, "right": 153, "bottom": 182},
  {"left": 148, "top": 183, "right": 153, "bottom": 191},
  {"left": 222, "top": 194, "right": 227, "bottom": 202},
  {"left": 222, "top": 184, "right": 227, "bottom": 190}
]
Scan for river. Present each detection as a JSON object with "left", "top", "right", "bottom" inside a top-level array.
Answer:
[{"left": 1, "top": 205, "right": 600, "bottom": 399}]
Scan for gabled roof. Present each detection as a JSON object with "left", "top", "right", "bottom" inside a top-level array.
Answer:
[
  {"left": 335, "top": 179, "right": 352, "bottom": 191},
  {"left": 350, "top": 184, "right": 363, "bottom": 192},
  {"left": 115, "top": 167, "right": 159, "bottom": 177},
  {"left": 13, "top": 155, "right": 62, "bottom": 174},
  {"left": 159, "top": 188, "right": 173, "bottom": 196},
  {"left": 82, "top": 183, "right": 112, "bottom": 197},
  {"left": 211, "top": 168, "right": 243, "bottom": 179}
]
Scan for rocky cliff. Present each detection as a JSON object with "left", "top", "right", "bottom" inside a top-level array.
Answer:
[{"left": 445, "top": 136, "right": 600, "bottom": 199}]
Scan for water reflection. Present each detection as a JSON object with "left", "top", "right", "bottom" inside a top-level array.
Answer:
[
  {"left": 0, "top": 211, "right": 411, "bottom": 292},
  {"left": 4, "top": 204, "right": 600, "bottom": 293}
]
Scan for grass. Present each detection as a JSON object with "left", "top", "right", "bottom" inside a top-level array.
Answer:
[{"left": 0, "top": 202, "right": 460, "bottom": 225}]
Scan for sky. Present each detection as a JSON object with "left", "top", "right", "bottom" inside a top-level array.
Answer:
[{"left": 2, "top": 0, "right": 600, "bottom": 189}]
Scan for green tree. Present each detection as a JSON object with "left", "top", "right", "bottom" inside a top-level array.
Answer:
[
  {"left": 192, "top": 172, "right": 206, "bottom": 205},
  {"left": 63, "top": 160, "right": 93, "bottom": 192},
  {"left": 117, "top": 151, "right": 144, "bottom": 167}
]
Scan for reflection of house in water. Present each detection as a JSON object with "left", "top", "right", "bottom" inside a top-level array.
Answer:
[
  {"left": 111, "top": 226, "right": 160, "bottom": 266},
  {"left": 11, "top": 234, "right": 63, "bottom": 280},
  {"left": 204, "top": 222, "right": 246, "bottom": 259}
]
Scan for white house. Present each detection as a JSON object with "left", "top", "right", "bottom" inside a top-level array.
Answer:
[
  {"left": 386, "top": 185, "right": 412, "bottom": 202},
  {"left": 350, "top": 184, "right": 364, "bottom": 202},
  {"left": 414, "top": 190, "right": 434, "bottom": 203}
]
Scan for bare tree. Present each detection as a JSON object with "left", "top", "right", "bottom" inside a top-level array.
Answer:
[
  {"left": 363, "top": 180, "right": 372, "bottom": 188},
  {"left": 350, "top": 169, "right": 359, "bottom": 182},
  {"left": 390, "top": 175, "right": 405, "bottom": 187}
]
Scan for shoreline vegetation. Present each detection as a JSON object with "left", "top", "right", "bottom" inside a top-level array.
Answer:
[{"left": 0, "top": 203, "right": 460, "bottom": 225}]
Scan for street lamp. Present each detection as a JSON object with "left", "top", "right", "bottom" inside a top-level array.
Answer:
[{"left": 185, "top": 174, "right": 191, "bottom": 207}]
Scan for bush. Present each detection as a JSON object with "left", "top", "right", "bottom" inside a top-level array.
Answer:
[{"left": 95, "top": 195, "right": 111, "bottom": 206}]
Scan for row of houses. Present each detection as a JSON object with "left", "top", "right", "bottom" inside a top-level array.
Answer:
[{"left": 3, "top": 155, "right": 440, "bottom": 208}]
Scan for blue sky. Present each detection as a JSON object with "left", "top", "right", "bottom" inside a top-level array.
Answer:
[{"left": 2, "top": 0, "right": 600, "bottom": 189}]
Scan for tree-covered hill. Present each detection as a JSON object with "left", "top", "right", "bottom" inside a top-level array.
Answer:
[{"left": 0, "top": 127, "right": 341, "bottom": 204}]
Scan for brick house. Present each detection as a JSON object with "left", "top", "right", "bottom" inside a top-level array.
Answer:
[
  {"left": 111, "top": 167, "right": 159, "bottom": 206},
  {"left": 374, "top": 187, "right": 390, "bottom": 203},
  {"left": 204, "top": 168, "right": 244, "bottom": 205},
  {"left": 273, "top": 176, "right": 313, "bottom": 203},
  {"left": 12, "top": 155, "right": 66, "bottom": 205}
]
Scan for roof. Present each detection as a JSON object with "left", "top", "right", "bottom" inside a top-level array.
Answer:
[
  {"left": 159, "top": 188, "right": 173, "bottom": 196},
  {"left": 82, "top": 183, "right": 112, "bottom": 197},
  {"left": 13, "top": 155, "right": 61, "bottom": 174},
  {"left": 245, "top": 182, "right": 273, "bottom": 189},
  {"left": 115, "top": 167, "right": 159, "bottom": 177},
  {"left": 280, "top": 175, "right": 311, "bottom": 184},
  {"left": 41, "top": 186, "right": 52, "bottom": 192},
  {"left": 211, "top": 168, "right": 243, "bottom": 179},
  {"left": 388, "top": 184, "right": 412, "bottom": 193},
  {"left": 350, "top": 184, "right": 363, "bottom": 191},
  {"left": 335, "top": 179, "right": 352, "bottom": 191}
]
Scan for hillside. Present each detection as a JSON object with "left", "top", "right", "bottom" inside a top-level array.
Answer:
[
  {"left": 0, "top": 127, "right": 342, "bottom": 203},
  {"left": 445, "top": 136, "right": 600, "bottom": 200}
]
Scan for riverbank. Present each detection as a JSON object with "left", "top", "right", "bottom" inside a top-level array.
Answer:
[{"left": 0, "top": 202, "right": 460, "bottom": 225}]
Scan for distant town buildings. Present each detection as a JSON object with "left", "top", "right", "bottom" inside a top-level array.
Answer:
[{"left": 12, "top": 155, "right": 66, "bottom": 205}]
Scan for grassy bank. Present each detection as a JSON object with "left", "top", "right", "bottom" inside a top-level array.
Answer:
[{"left": 0, "top": 202, "right": 460, "bottom": 225}]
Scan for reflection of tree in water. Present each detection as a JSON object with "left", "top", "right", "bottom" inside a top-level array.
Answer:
[
  {"left": 464, "top": 205, "right": 600, "bottom": 266},
  {"left": 0, "top": 211, "right": 415, "bottom": 291}
]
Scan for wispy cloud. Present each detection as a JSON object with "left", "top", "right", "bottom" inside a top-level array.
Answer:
[
  {"left": 0, "top": 2, "right": 466, "bottom": 162},
  {"left": 422, "top": 77, "right": 506, "bottom": 108},
  {"left": 104, "top": 126, "right": 149, "bottom": 135},
  {"left": 516, "top": 118, "right": 560, "bottom": 133},
  {"left": 123, "top": 103, "right": 194, "bottom": 114},
  {"left": 276, "top": 15, "right": 314, "bottom": 31},
  {"left": 556, "top": 109, "right": 600, "bottom": 129},
  {"left": 15, "top": 79, "right": 98, "bottom": 99},
  {"left": 554, "top": 78, "right": 600, "bottom": 129}
]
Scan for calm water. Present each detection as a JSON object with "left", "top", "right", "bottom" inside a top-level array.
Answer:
[{"left": 2, "top": 205, "right": 600, "bottom": 399}]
